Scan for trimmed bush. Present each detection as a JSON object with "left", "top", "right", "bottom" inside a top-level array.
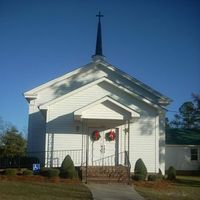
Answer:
[
  {"left": 4, "top": 168, "right": 17, "bottom": 176},
  {"left": 40, "top": 168, "right": 60, "bottom": 178},
  {"left": 148, "top": 174, "right": 157, "bottom": 181},
  {"left": 40, "top": 167, "right": 48, "bottom": 176},
  {"left": 167, "top": 166, "right": 176, "bottom": 180},
  {"left": 134, "top": 158, "right": 147, "bottom": 181},
  {"left": 60, "top": 155, "right": 77, "bottom": 179},
  {"left": 133, "top": 174, "right": 146, "bottom": 181},
  {"left": 23, "top": 169, "right": 33, "bottom": 176}
]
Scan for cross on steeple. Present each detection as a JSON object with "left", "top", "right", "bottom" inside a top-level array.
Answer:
[{"left": 96, "top": 11, "right": 103, "bottom": 22}]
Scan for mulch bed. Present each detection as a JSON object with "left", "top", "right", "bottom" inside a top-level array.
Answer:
[{"left": 0, "top": 175, "right": 81, "bottom": 184}]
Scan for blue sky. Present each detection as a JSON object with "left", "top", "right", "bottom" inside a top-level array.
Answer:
[{"left": 0, "top": 0, "right": 199, "bottom": 133}]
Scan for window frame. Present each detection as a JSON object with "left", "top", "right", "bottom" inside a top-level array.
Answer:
[{"left": 190, "top": 148, "right": 198, "bottom": 161}]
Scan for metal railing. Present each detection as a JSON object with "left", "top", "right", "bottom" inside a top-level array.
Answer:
[
  {"left": 0, "top": 149, "right": 82, "bottom": 169},
  {"left": 90, "top": 151, "right": 129, "bottom": 166},
  {"left": 30, "top": 149, "right": 82, "bottom": 167}
]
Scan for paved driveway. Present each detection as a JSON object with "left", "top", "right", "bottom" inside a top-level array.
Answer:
[{"left": 86, "top": 183, "right": 144, "bottom": 200}]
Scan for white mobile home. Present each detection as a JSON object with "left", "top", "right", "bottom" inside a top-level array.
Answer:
[{"left": 166, "top": 129, "right": 200, "bottom": 174}]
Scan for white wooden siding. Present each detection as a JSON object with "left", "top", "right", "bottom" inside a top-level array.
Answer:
[
  {"left": 159, "top": 111, "right": 165, "bottom": 175},
  {"left": 46, "top": 82, "right": 154, "bottom": 133},
  {"left": 34, "top": 65, "right": 106, "bottom": 105},
  {"left": 27, "top": 102, "right": 46, "bottom": 153},
  {"left": 27, "top": 61, "right": 165, "bottom": 107},
  {"left": 129, "top": 117, "right": 158, "bottom": 173},
  {"left": 26, "top": 63, "right": 164, "bottom": 172},
  {"left": 53, "top": 134, "right": 82, "bottom": 150},
  {"left": 81, "top": 102, "right": 130, "bottom": 120},
  {"left": 45, "top": 81, "right": 159, "bottom": 172},
  {"left": 166, "top": 145, "right": 200, "bottom": 171},
  {"left": 97, "top": 63, "right": 162, "bottom": 104}
]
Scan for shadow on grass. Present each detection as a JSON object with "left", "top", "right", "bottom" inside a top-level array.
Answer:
[{"left": 176, "top": 177, "right": 200, "bottom": 188}]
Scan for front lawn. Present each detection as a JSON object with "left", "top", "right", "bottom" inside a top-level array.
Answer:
[
  {"left": 0, "top": 178, "right": 92, "bottom": 200},
  {"left": 134, "top": 176, "right": 200, "bottom": 200}
]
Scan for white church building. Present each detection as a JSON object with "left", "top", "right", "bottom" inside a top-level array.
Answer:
[{"left": 24, "top": 13, "right": 171, "bottom": 175}]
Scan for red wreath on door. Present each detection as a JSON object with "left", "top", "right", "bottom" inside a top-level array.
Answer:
[
  {"left": 91, "top": 130, "right": 101, "bottom": 141},
  {"left": 105, "top": 130, "right": 116, "bottom": 141}
]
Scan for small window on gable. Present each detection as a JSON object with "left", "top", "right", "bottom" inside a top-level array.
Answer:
[{"left": 191, "top": 148, "right": 198, "bottom": 161}]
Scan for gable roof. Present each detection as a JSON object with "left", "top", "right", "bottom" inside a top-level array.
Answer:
[
  {"left": 24, "top": 59, "right": 172, "bottom": 106},
  {"left": 74, "top": 95, "right": 140, "bottom": 121},
  {"left": 39, "top": 76, "right": 164, "bottom": 110},
  {"left": 166, "top": 128, "right": 200, "bottom": 145},
  {"left": 98, "top": 60, "right": 171, "bottom": 104}
]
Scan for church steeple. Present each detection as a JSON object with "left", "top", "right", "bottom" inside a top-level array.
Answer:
[
  {"left": 95, "top": 11, "right": 103, "bottom": 56},
  {"left": 92, "top": 11, "right": 105, "bottom": 61}
]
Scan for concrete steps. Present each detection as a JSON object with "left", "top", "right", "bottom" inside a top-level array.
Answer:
[{"left": 81, "top": 166, "right": 130, "bottom": 183}]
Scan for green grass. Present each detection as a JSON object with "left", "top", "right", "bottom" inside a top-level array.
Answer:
[
  {"left": 0, "top": 180, "right": 92, "bottom": 200},
  {"left": 135, "top": 176, "right": 200, "bottom": 200}
]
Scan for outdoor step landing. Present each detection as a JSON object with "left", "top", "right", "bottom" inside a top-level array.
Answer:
[{"left": 86, "top": 183, "right": 144, "bottom": 200}]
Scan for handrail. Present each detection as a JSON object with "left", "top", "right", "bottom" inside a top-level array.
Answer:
[
  {"left": 92, "top": 151, "right": 124, "bottom": 166},
  {"left": 81, "top": 151, "right": 131, "bottom": 184},
  {"left": 29, "top": 149, "right": 82, "bottom": 167},
  {"left": 82, "top": 151, "right": 130, "bottom": 167}
]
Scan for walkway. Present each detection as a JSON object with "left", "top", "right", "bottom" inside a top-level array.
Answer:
[{"left": 86, "top": 183, "right": 144, "bottom": 200}]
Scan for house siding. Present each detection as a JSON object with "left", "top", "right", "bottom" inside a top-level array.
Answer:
[
  {"left": 33, "top": 64, "right": 106, "bottom": 105},
  {"left": 129, "top": 116, "right": 158, "bottom": 173},
  {"left": 27, "top": 101, "right": 46, "bottom": 153},
  {"left": 166, "top": 145, "right": 200, "bottom": 171},
  {"left": 45, "top": 82, "right": 159, "bottom": 172},
  {"left": 98, "top": 64, "right": 162, "bottom": 104}
]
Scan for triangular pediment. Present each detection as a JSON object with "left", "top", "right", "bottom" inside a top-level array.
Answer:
[
  {"left": 74, "top": 96, "right": 140, "bottom": 121},
  {"left": 39, "top": 76, "right": 162, "bottom": 110},
  {"left": 24, "top": 59, "right": 171, "bottom": 107}
]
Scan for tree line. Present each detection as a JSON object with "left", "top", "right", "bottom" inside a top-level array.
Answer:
[
  {"left": 166, "top": 93, "right": 200, "bottom": 129},
  {"left": 0, "top": 118, "right": 27, "bottom": 157}
]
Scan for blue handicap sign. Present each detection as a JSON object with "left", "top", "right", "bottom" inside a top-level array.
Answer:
[{"left": 33, "top": 163, "right": 40, "bottom": 173}]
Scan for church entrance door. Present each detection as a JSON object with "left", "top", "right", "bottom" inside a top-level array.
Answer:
[{"left": 88, "top": 127, "right": 117, "bottom": 166}]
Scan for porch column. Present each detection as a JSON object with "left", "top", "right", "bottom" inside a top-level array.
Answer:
[
  {"left": 85, "top": 120, "right": 89, "bottom": 183},
  {"left": 128, "top": 119, "right": 130, "bottom": 162},
  {"left": 124, "top": 120, "right": 130, "bottom": 165}
]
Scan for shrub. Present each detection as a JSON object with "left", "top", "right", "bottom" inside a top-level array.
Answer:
[
  {"left": 4, "top": 168, "right": 17, "bottom": 176},
  {"left": 40, "top": 168, "right": 60, "bottom": 178},
  {"left": 40, "top": 167, "right": 48, "bottom": 176},
  {"left": 60, "top": 155, "right": 77, "bottom": 179},
  {"left": 134, "top": 158, "right": 147, "bottom": 181},
  {"left": 133, "top": 174, "right": 146, "bottom": 181},
  {"left": 148, "top": 174, "right": 157, "bottom": 181},
  {"left": 167, "top": 166, "right": 176, "bottom": 180},
  {"left": 23, "top": 169, "right": 33, "bottom": 176},
  {"left": 157, "top": 169, "right": 164, "bottom": 180}
]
